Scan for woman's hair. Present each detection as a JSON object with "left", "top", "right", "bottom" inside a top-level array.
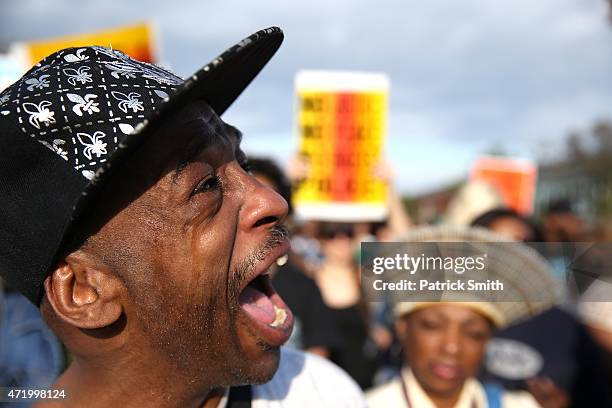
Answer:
[{"left": 470, "top": 207, "right": 543, "bottom": 242}]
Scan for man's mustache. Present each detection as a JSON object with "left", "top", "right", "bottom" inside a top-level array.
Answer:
[
  {"left": 244, "top": 224, "right": 289, "bottom": 270},
  {"left": 229, "top": 224, "right": 289, "bottom": 300}
]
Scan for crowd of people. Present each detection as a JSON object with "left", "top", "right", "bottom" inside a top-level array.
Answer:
[
  {"left": 0, "top": 27, "right": 611, "bottom": 408},
  {"left": 247, "top": 155, "right": 612, "bottom": 408}
]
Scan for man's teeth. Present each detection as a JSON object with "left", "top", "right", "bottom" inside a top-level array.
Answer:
[
  {"left": 276, "top": 254, "right": 288, "bottom": 267},
  {"left": 269, "top": 305, "right": 287, "bottom": 327}
]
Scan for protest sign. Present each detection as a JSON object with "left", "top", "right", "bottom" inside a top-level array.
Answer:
[
  {"left": 18, "top": 22, "right": 156, "bottom": 65},
  {"left": 470, "top": 156, "right": 537, "bottom": 215},
  {"left": 294, "top": 70, "right": 390, "bottom": 221}
]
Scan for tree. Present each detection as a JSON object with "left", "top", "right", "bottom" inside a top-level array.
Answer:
[
  {"left": 562, "top": 120, "right": 612, "bottom": 215},
  {"left": 593, "top": 122, "right": 612, "bottom": 156},
  {"left": 567, "top": 131, "right": 586, "bottom": 162}
]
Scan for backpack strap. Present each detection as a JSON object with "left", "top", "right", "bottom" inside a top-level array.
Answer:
[
  {"left": 227, "top": 385, "right": 252, "bottom": 408},
  {"left": 483, "top": 382, "right": 503, "bottom": 408}
]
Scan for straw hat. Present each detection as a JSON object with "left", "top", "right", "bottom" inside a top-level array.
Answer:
[
  {"left": 390, "top": 226, "right": 561, "bottom": 327},
  {"left": 444, "top": 181, "right": 504, "bottom": 227}
]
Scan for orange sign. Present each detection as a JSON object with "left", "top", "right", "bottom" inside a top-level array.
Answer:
[
  {"left": 21, "top": 22, "right": 156, "bottom": 65},
  {"left": 470, "top": 156, "right": 537, "bottom": 215}
]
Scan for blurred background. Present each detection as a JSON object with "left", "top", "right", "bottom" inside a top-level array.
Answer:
[{"left": 2, "top": 0, "right": 612, "bottom": 224}]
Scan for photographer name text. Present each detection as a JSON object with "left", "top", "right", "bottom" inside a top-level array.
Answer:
[{"left": 371, "top": 278, "right": 504, "bottom": 292}]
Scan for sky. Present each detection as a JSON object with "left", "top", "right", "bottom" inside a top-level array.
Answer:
[{"left": 1, "top": 0, "right": 611, "bottom": 195}]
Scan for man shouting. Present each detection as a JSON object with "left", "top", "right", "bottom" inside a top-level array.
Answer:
[{"left": 0, "top": 28, "right": 364, "bottom": 408}]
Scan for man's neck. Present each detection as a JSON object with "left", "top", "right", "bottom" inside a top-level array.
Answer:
[{"left": 35, "top": 358, "right": 222, "bottom": 408}]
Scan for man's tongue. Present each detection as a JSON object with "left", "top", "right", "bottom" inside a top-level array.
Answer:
[{"left": 238, "top": 284, "right": 276, "bottom": 325}]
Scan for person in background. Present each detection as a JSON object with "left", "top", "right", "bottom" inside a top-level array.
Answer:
[
  {"left": 471, "top": 208, "right": 543, "bottom": 242},
  {"left": 470, "top": 211, "right": 610, "bottom": 407},
  {"left": 290, "top": 220, "right": 325, "bottom": 273},
  {"left": 366, "top": 226, "right": 563, "bottom": 408},
  {"left": 578, "top": 279, "right": 612, "bottom": 398},
  {"left": 368, "top": 302, "right": 536, "bottom": 408},
  {"left": 287, "top": 158, "right": 412, "bottom": 273},
  {"left": 248, "top": 156, "right": 341, "bottom": 359},
  {"left": 286, "top": 155, "right": 412, "bottom": 386},
  {"left": 484, "top": 305, "right": 608, "bottom": 408},
  {"left": 444, "top": 181, "right": 505, "bottom": 227},
  {"left": 283, "top": 155, "right": 325, "bottom": 272},
  {"left": 314, "top": 222, "right": 379, "bottom": 389},
  {"left": 369, "top": 160, "right": 413, "bottom": 241},
  {"left": 350, "top": 165, "right": 413, "bottom": 384},
  {"left": 0, "top": 281, "right": 64, "bottom": 408},
  {"left": 542, "top": 200, "right": 586, "bottom": 242}
]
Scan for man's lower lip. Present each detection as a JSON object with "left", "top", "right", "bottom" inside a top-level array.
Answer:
[{"left": 238, "top": 291, "right": 294, "bottom": 347}]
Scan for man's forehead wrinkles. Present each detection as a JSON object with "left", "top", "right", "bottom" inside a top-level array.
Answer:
[
  {"left": 172, "top": 137, "right": 210, "bottom": 183},
  {"left": 221, "top": 124, "right": 244, "bottom": 163},
  {"left": 170, "top": 122, "right": 238, "bottom": 183},
  {"left": 189, "top": 114, "right": 236, "bottom": 147}
]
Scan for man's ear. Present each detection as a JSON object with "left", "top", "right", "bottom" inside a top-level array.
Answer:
[{"left": 44, "top": 251, "right": 123, "bottom": 329}]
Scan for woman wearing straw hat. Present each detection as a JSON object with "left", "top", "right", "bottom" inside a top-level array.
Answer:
[{"left": 365, "top": 226, "right": 563, "bottom": 408}]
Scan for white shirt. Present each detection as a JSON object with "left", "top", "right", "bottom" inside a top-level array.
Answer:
[
  {"left": 366, "top": 368, "right": 541, "bottom": 408},
  {"left": 218, "top": 347, "right": 366, "bottom": 408}
]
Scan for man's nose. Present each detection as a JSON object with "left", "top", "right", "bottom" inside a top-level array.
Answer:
[{"left": 240, "top": 175, "right": 289, "bottom": 232}]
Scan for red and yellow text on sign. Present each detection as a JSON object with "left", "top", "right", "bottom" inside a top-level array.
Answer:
[
  {"left": 24, "top": 23, "right": 156, "bottom": 64},
  {"left": 294, "top": 90, "right": 387, "bottom": 205},
  {"left": 470, "top": 156, "right": 537, "bottom": 215}
]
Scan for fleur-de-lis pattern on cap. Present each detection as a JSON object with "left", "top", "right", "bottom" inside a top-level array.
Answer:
[
  {"left": 25, "top": 75, "right": 50, "bottom": 92},
  {"left": 0, "top": 28, "right": 285, "bottom": 306},
  {"left": 76, "top": 131, "right": 107, "bottom": 160},
  {"left": 63, "top": 49, "right": 89, "bottom": 63},
  {"left": 1, "top": 46, "right": 182, "bottom": 180},
  {"left": 0, "top": 27, "right": 283, "bottom": 187},
  {"left": 22, "top": 101, "right": 55, "bottom": 129},
  {"left": 39, "top": 139, "right": 68, "bottom": 161},
  {"left": 111, "top": 91, "right": 144, "bottom": 113},
  {"left": 66, "top": 93, "right": 100, "bottom": 116},
  {"left": 63, "top": 66, "right": 93, "bottom": 86}
]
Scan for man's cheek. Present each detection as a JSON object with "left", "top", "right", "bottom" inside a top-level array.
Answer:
[{"left": 184, "top": 256, "right": 231, "bottom": 315}]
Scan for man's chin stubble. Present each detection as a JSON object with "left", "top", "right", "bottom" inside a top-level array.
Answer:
[{"left": 226, "top": 344, "right": 280, "bottom": 386}]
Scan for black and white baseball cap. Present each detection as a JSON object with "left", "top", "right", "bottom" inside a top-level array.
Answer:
[{"left": 0, "top": 27, "right": 284, "bottom": 304}]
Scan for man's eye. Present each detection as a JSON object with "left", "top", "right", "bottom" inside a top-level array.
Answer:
[{"left": 191, "top": 175, "right": 222, "bottom": 196}]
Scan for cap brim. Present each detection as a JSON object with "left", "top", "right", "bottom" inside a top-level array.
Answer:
[
  {"left": 71, "top": 27, "right": 283, "bottom": 217},
  {"left": 167, "top": 26, "right": 284, "bottom": 117}
]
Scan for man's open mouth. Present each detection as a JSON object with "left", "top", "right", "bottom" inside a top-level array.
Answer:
[{"left": 237, "top": 248, "right": 293, "bottom": 347}]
